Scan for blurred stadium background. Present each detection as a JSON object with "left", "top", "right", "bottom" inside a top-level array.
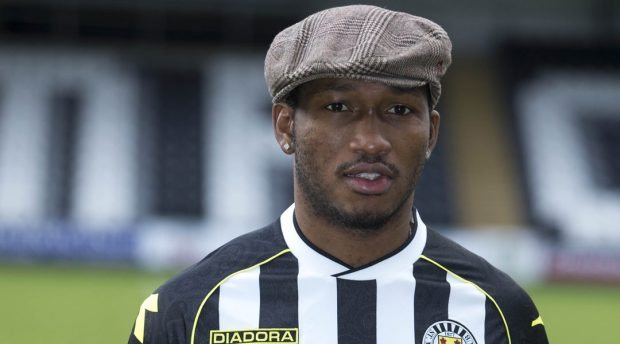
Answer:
[{"left": 0, "top": 0, "right": 619, "bottom": 342}]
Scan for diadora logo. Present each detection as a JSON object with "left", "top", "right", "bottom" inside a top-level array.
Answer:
[
  {"left": 210, "top": 328, "right": 298, "bottom": 344},
  {"left": 422, "top": 320, "right": 477, "bottom": 344}
]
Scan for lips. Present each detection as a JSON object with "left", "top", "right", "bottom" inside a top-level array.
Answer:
[{"left": 342, "top": 162, "right": 396, "bottom": 195}]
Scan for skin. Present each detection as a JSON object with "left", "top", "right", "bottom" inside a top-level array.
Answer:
[{"left": 273, "top": 78, "right": 440, "bottom": 267}]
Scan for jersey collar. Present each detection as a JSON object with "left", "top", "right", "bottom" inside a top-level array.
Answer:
[{"left": 279, "top": 203, "right": 428, "bottom": 280}]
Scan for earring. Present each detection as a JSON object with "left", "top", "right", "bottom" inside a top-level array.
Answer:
[
  {"left": 283, "top": 142, "right": 291, "bottom": 152},
  {"left": 425, "top": 150, "right": 431, "bottom": 159}
]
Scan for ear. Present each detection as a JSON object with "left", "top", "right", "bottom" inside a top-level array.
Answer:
[
  {"left": 426, "top": 110, "right": 441, "bottom": 158},
  {"left": 272, "top": 102, "right": 295, "bottom": 154}
]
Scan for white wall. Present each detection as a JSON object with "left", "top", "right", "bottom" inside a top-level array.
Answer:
[
  {"left": 0, "top": 48, "right": 139, "bottom": 227},
  {"left": 517, "top": 72, "right": 620, "bottom": 246}
]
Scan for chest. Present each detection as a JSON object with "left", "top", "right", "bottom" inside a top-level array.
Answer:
[{"left": 203, "top": 271, "right": 492, "bottom": 344}]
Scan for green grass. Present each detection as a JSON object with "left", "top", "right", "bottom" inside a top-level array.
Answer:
[
  {"left": 528, "top": 283, "right": 620, "bottom": 342},
  {"left": 0, "top": 263, "right": 173, "bottom": 344},
  {"left": 1, "top": 263, "right": 619, "bottom": 343}
]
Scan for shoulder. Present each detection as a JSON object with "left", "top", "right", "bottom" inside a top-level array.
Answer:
[
  {"left": 159, "top": 221, "right": 288, "bottom": 308},
  {"left": 129, "top": 221, "right": 289, "bottom": 343},
  {"left": 422, "top": 227, "right": 527, "bottom": 291},
  {"left": 421, "top": 227, "right": 547, "bottom": 343},
  {"left": 421, "top": 227, "right": 514, "bottom": 286}
]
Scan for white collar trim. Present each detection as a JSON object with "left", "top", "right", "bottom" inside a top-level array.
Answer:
[{"left": 279, "top": 203, "right": 428, "bottom": 279}]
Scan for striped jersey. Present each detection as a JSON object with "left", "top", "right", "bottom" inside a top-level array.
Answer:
[{"left": 129, "top": 204, "right": 548, "bottom": 344}]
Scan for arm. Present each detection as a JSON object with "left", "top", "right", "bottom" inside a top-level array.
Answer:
[{"left": 128, "top": 292, "right": 188, "bottom": 344}]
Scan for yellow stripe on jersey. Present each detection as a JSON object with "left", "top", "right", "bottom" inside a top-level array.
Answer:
[
  {"left": 134, "top": 293, "right": 159, "bottom": 343},
  {"left": 190, "top": 249, "right": 293, "bottom": 344},
  {"left": 531, "top": 315, "right": 544, "bottom": 327},
  {"left": 420, "top": 255, "right": 513, "bottom": 344}
]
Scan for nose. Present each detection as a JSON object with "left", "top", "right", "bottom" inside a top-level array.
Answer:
[{"left": 348, "top": 114, "right": 391, "bottom": 156}]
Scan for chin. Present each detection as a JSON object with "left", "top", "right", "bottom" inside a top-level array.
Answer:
[{"left": 326, "top": 203, "right": 400, "bottom": 232}]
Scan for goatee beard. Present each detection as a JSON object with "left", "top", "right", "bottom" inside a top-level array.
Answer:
[{"left": 294, "top": 149, "right": 426, "bottom": 234}]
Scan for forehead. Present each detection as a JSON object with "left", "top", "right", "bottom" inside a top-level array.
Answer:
[{"left": 297, "top": 78, "right": 427, "bottom": 100}]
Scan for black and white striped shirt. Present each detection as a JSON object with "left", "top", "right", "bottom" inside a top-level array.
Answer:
[{"left": 130, "top": 205, "right": 548, "bottom": 344}]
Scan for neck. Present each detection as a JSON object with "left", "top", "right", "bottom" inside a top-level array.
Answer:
[{"left": 294, "top": 200, "right": 414, "bottom": 268}]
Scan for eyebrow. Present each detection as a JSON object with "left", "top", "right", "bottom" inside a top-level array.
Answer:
[
  {"left": 305, "top": 81, "right": 426, "bottom": 100},
  {"left": 307, "top": 81, "right": 430, "bottom": 104},
  {"left": 306, "top": 82, "right": 356, "bottom": 96},
  {"left": 389, "top": 85, "right": 420, "bottom": 95}
]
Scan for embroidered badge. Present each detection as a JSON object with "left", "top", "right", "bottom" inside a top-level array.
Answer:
[{"left": 422, "top": 320, "right": 477, "bottom": 344}]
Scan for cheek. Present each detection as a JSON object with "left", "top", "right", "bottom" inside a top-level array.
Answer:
[
  {"left": 295, "top": 127, "right": 339, "bottom": 169},
  {"left": 296, "top": 121, "right": 342, "bottom": 156},
  {"left": 391, "top": 125, "right": 430, "bottom": 152}
]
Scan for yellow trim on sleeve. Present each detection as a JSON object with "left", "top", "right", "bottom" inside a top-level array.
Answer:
[
  {"left": 531, "top": 315, "right": 544, "bottom": 327},
  {"left": 134, "top": 293, "right": 159, "bottom": 343},
  {"left": 420, "top": 255, "right": 512, "bottom": 344},
  {"left": 190, "top": 248, "right": 292, "bottom": 344}
]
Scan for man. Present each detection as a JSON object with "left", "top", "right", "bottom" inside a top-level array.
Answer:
[{"left": 129, "top": 5, "right": 548, "bottom": 344}]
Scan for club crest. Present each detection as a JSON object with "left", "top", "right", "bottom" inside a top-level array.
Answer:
[{"left": 422, "top": 320, "right": 477, "bottom": 344}]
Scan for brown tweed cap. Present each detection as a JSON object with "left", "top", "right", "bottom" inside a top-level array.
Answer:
[{"left": 264, "top": 5, "right": 452, "bottom": 108}]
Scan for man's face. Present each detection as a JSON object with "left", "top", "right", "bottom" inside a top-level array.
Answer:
[{"left": 286, "top": 78, "right": 439, "bottom": 232}]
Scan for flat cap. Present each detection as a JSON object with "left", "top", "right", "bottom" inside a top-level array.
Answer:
[{"left": 265, "top": 5, "right": 452, "bottom": 108}]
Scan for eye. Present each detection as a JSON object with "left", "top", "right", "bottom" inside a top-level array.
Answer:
[
  {"left": 386, "top": 104, "right": 412, "bottom": 116},
  {"left": 325, "top": 103, "right": 349, "bottom": 112}
]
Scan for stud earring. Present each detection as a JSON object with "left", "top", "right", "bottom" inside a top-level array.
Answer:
[
  {"left": 425, "top": 150, "right": 431, "bottom": 159},
  {"left": 283, "top": 142, "right": 291, "bottom": 152}
]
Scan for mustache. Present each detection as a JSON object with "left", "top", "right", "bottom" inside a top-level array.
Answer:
[{"left": 335, "top": 155, "right": 400, "bottom": 177}]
